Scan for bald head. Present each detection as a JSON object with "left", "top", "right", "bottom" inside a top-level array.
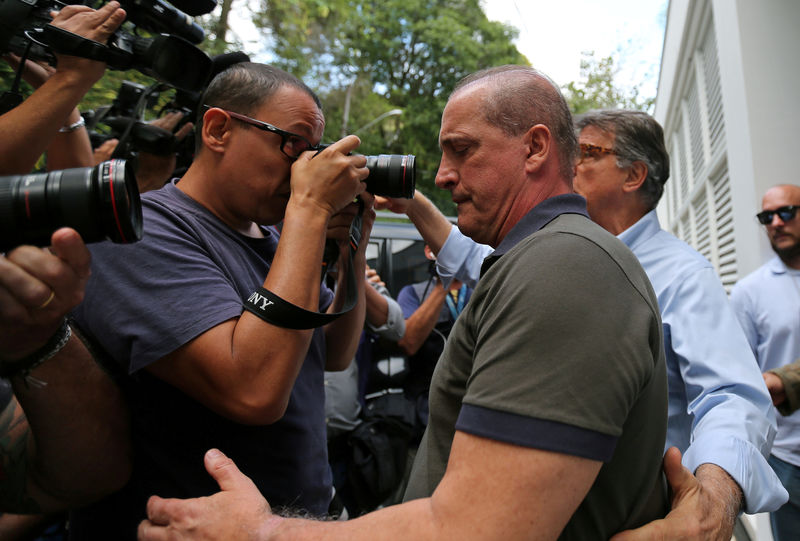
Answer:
[
  {"left": 450, "top": 66, "right": 578, "bottom": 181},
  {"left": 761, "top": 184, "right": 800, "bottom": 268},
  {"left": 763, "top": 184, "right": 800, "bottom": 208}
]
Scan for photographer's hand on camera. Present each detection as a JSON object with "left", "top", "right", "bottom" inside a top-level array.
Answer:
[
  {"left": 288, "top": 135, "right": 368, "bottom": 219},
  {"left": 0, "top": 228, "right": 90, "bottom": 364}
]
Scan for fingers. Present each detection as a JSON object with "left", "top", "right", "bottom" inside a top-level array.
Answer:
[
  {"left": 204, "top": 449, "right": 255, "bottom": 493},
  {"left": 0, "top": 228, "right": 89, "bottom": 318},
  {"left": 137, "top": 519, "right": 169, "bottom": 541},
  {"left": 49, "top": 228, "right": 92, "bottom": 280},
  {"left": 608, "top": 520, "right": 669, "bottom": 541},
  {"left": 174, "top": 121, "right": 194, "bottom": 142},
  {"left": 316, "top": 134, "right": 363, "bottom": 157},
  {"left": 662, "top": 446, "right": 691, "bottom": 495},
  {"left": 52, "top": 1, "right": 126, "bottom": 44},
  {"left": 93, "top": 139, "right": 119, "bottom": 165}
]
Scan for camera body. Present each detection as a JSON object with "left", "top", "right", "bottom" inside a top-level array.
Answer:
[
  {"left": 316, "top": 145, "right": 416, "bottom": 199},
  {"left": 0, "top": 0, "right": 213, "bottom": 93}
]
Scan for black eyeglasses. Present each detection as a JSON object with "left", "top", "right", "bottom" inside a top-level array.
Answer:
[
  {"left": 204, "top": 105, "right": 319, "bottom": 160},
  {"left": 756, "top": 206, "right": 800, "bottom": 225},
  {"left": 577, "top": 143, "right": 616, "bottom": 164}
]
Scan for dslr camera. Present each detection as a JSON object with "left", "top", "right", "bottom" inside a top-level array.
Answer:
[{"left": 316, "top": 145, "right": 416, "bottom": 199}]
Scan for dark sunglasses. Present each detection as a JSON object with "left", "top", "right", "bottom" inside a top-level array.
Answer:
[
  {"left": 204, "top": 105, "right": 319, "bottom": 160},
  {"left": 756, "top": 205, "right": 800, "bottom": 225}
]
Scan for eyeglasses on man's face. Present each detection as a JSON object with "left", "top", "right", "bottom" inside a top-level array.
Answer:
[
  {"left": 204, "top": 106, "right": 319, "bottom": 160},
  {"left": 756, "top": 205, "right": 800, "bottom": 225},
  {"left": 577, "top": 143, "right": 616, "bottom": 165}
]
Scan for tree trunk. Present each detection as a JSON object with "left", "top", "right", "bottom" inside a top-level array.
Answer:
[{"left": 214, "top": 0, "right": 235, "bottom": 48}]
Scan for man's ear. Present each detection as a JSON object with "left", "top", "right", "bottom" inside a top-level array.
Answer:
[
  {"left": 524, "top": 124, "right": 551, "bottom": 174},
  {"left": 623, "top": 161, "right": 648, "bottom": 193},
  {"left": 201, "top": 108, "right": 231, "bottom": 154}
]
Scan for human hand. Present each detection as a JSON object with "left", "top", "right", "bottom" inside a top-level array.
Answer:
[
  {"left": 138, "top": 449, "right": 279, "bottom": 541},
  {"left": 366, "top": 265, "right": 386, "bottom": 288},
  {"left": 610, "top": 447, "right": 741, "bottom": 541},
  {"left": 374, "top": 193, "right": 413, "bottom": 214},
  {"left": 50, "top": 2, "right": 126, "bottom": 44},
  {"left": 48, "top": 2, "right": 127, "bottom": 83},
  {"left": 0, "top": 228, "right": 90, "bottom": 363},
  {"left": 135, "top": 112, "right": 194, "bottom": 192},
  {"left": 289, "top": 135, "right": 368, "bottom": 218},
  {"left": 764, "top": 372, "right": 786, "bottom": 406},
  {"left": 92, "top": 138, "right": 119, "bottom": 165}
]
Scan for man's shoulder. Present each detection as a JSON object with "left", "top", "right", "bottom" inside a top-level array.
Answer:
[{"left": 732, "top": 259, "right": 778, "bottom": 295}]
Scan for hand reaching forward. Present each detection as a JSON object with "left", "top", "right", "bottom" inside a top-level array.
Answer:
[
  {"left": 610, "top": 447, "right": 741, "bottom": 541},
  {"left": 139, "top": 449, "right": 279, "bottom": 541}
]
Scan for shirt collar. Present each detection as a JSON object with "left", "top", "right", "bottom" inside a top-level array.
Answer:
[
  {"left": 617, "top": 209, "right": 660, "bottom": 250},
  {"left": 768, "top": 256, "right": 791, "bottom": 275},
  {"left": 480, "top": 193, "right": 589, "bottom": 277}
]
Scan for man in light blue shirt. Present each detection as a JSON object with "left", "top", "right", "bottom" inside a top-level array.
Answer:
[
  {"left": 377, "top": 109, "right": 787, "bottom": 539},
  {"left": 731, "top": 184, "right": 800, "bottom": 541}
]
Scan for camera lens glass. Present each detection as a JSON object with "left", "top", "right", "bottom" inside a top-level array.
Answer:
[{"left": 0, "top": 159, "right": 142, "bottom": 252}]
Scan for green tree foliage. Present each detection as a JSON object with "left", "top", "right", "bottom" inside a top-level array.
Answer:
[
  {"left": 254, "top": 0, "right": 527, "bottom": 212},
  {"left": 563, "top": 51, "right": 655, "bottom": 115}
]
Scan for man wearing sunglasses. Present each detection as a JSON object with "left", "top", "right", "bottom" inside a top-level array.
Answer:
[
  {"left": 372, "top": 109, "right": 788, "bottom": 540},
  {"left": 68, "top": 62, "right": 373, "bottom": 539},
  {"left": 731, "top": 184, "right": 800, "bottom": 541}
]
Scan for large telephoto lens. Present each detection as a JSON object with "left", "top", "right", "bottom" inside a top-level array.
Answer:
[
  {"left": 0, "top": 160, "right": 143, "bottom": 252},
  {"left": 364, "top": 154, "right": 416, "bottom": 198}
]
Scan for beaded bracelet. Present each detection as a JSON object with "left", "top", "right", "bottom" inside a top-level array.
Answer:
[{"left": 0, "top": 320, "right": 72, "bottom": 387}]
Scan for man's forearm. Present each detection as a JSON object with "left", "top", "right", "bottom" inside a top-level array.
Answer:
[
  {"left": 0, "top": 71, "right": 95, "bottom": 175},
  {"left": 405, "top": 191, "right": 453, "bottom": 255},
  {"left": 11, "top": 333, "right": 131, "bottom": 512},
  {"left": 397, "top": 285, "right": 447, "bottom": 355}
]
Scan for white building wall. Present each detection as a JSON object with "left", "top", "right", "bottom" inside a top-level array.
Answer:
[{"left": 655, "top": 0, "right": 800, "bottom": 287}]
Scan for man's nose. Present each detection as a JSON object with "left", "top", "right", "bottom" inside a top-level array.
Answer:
[
  {"left": 435, "top": 158, "right": 457, "bottom": 190},
  {"left": 770, "top": 213, "right": 785, "bottom": 228}
]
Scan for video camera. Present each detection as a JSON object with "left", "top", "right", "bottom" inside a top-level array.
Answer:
[
  {"left": 0, "top": 0, "right": 215, "bottom": 94},
  {"left": 83, "top": 51, "right": 251, "bottom": 173},
  {"left": 0, "top": 159, "right": 143, "bottom": 252}
]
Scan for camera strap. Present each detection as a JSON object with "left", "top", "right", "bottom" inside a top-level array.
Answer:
[
  {"left": 39, "top": 25, "right": 130, "bottom": 66},
  {"left": 242, "top": 207, "right": 363, "bottom": 329}
]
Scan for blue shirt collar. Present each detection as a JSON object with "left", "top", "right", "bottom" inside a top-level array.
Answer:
[
  {"left": 480, "top": 193, "right": 589, "bottom": 276},
  {"left": 617, "top": 209, "right": 660, "bottom": 250}
]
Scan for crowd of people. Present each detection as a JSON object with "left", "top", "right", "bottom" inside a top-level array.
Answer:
[{"left": 1, "top": 3, "right": 799, "bottom": 541}]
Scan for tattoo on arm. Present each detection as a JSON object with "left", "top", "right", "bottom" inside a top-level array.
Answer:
[{"left": 0, "top": 398, "right": 42, "bottom": 513}]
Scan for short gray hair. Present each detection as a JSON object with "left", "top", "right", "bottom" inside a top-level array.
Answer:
[
  {"left": 453, "top": 65, "right": 578, "bottom": 181},
  {"left": 576, "top": 110, "right": 670, "bottom": 210}
]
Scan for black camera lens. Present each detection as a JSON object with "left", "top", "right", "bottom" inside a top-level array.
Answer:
[
  {"left": 0, "top": 160, "right": 143, "bottom": 252},
  {"left": 364, "top": 154, "right": 416, "bottom": 198}
]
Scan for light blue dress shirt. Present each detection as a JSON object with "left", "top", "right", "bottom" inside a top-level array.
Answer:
[
  {"left": 731, "top": 255, "right": 800, "bottom": 470},
  {"left": 436, "top": 210, "right": 787, "bottom": 513}
]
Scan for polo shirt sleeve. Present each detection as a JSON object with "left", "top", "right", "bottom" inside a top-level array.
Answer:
[{"left": 455, "top": 232, "right": 660, "bottom": 462}]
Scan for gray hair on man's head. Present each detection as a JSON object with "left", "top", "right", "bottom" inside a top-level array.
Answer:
[
  {"left": 452, "top": 65, "right": 578, "bottom": 181},
  {"left": 576, "top": 109, "right": 670, "bottom": 210}
]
